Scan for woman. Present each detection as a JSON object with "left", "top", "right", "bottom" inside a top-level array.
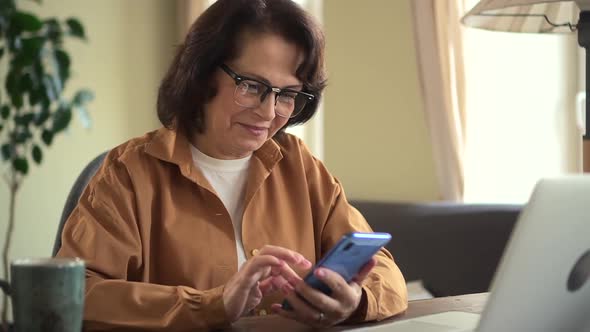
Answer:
[{"left": 57, "top": 0, "right": 408, "bottom": 330}]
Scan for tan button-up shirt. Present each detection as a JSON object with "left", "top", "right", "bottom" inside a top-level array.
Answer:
[{"left": 57, "top": 128, "right": 408, "bottom": 331}]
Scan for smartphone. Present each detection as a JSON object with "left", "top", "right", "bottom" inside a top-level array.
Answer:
[{"left": 282, "top": 232, "right": 392, "bottom": 310}]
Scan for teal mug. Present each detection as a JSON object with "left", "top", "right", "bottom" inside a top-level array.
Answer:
[{"left": 2, "top": 258, "right": 85, "bottom": 332}]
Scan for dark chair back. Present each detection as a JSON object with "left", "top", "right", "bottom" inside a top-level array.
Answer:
[
  {"left": 52, "top": 152, "right": 108, "bottom": 256},
  {"left": 351, "top": 201, "right": 522, "bottom": 296}
]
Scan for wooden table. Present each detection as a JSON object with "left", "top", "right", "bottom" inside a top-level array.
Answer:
[{"left": 225, "top": 293, "right": 488, "bottom": 331}]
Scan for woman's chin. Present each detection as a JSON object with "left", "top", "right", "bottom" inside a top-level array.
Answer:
[{"left": 234, "top": 140, "right": 265, "bottom": 156}]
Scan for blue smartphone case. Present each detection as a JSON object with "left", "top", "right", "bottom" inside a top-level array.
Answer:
[{"left": 282, "top": 232, "right": 391, "bottom": 310}]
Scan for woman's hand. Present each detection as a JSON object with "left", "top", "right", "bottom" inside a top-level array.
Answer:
[
  {"left": 222, "top": 245, "right": 311, "bottom": 322},
  {"left": 271, "top": 257, "right": 377, "bottom": 328}
]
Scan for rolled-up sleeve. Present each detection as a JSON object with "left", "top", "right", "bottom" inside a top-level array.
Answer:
[{"left": 57, "top": 157, "right": 230, "bottom": 331}]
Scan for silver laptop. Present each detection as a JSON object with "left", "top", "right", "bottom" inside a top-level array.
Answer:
[{"left": 354, "top": 176, "right": 590, "bottom": 332}]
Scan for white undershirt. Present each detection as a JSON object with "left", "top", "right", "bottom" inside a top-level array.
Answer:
[{"left": 190, "top": 145, "right": 251, "bottom": 269}]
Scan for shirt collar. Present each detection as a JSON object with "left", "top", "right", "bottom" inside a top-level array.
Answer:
[{"left": 144, "top": 127, "right": 283, "bottom": 179}]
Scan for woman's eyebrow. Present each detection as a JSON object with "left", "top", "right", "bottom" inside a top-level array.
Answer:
[
  {"left": 240, "top": 71, "right": 303, "bottom": 89},
  {"left": 283, "top": 84, "right": 304, "bottom": 90}
]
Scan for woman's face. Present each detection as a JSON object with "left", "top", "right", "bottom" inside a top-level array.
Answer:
[{"left": 193, "top": 32, "right": 303, "bottom": 159}]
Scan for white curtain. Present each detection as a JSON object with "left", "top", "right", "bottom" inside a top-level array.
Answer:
[{"left": 410, "top": 0, "right": 467, "bottom": 201}]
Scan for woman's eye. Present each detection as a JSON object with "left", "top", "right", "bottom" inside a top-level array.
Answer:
[
  {"left": 243, "top": 81, "right": 262, "bottom": 94},
  {"left": 278, "top": 92, "right": 297, "bottom": 103}
]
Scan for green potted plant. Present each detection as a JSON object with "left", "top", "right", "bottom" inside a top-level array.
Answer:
[{"left": 0, "top": 0, "right": 93, "bottom": 329}]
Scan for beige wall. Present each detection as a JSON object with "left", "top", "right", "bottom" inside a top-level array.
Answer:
[
  {"left": 0, "top": 0, "right": 438, "bottom": 276},
  {"left": 323, "top": 0, "right": 438, "bottom": 201},
  {"left": 0, "top": 0, "right": 176, "bottom": 271}
]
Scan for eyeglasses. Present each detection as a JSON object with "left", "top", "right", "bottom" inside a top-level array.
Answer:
[{"left": 220, "top": 64, "right": 315, "bottom": 118}]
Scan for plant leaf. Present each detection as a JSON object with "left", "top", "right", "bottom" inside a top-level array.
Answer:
[
  {"left": 51, "top": 73, "right": 63, "bottom": 95},
  {"left": 54, "top": 49, "right": 70, "bottom": 83},
  {"left": 6, "top": 70, "right": 24, "bottom": 108},
  {"left": 1, "top": 143, "right": 12, "bottom": 161},
  {"left": 12, "top": 11, "right": 43, "bottom": 32},
  {"left": 10, "top": 92, "right": 23, "bottom": 109},
  {"left": 42, "top": 74, "right": 57, "bottom": 101},
  {"left": 32, "top": 144, "right": 42, "bottom": 164},
  {"left": 73, "top": 89, "right": 94, "bottom": 106},
  {"left": 33, "top": 77, "right": 51, "bottom": 108},
  {"left": 28, "top": 85, "right": 42, "bottom": 106},
  {"left": 8, "top": 36, "right": 21, "bottom": 52},
  {"left": 15, "top": 36, "right": 44, "bottom": 67},
  {"left": 65, "top": 18, "right": 85, "bottom": 40},
  {"left": 1, "top": 105, "right": 9, "bottom": 119},
  {"left": 51, "top": 106, "right": 71, "bottom": 133},
  {"left": 33, "top": 108, "right": 50, "bottom": 126},
  {"left": 43, "top": 18, "right": 62, "bottom": 44},
  {"left": 19, "top": 72, "right": 33, "bottom": 92},
  {"left": 13, "top": 157, "right": 29, "bottom": 175},
  {"left": 41, "top": 129, "right": 53, "bottom": 146},
  {"left": 15, "top": 112, "right": 34, "bottom": 126},
  {"left": 76, "top": 106, "right": 91, "bottom": 129},
  {"left": 0, "top": 1, "right": 16, "bottom": 13},
  {"left": 6, "top": 69, "right": 19, "bottom": 95},
  {"left": 14, "top": 128, "right": 32, "bottom": 143}
]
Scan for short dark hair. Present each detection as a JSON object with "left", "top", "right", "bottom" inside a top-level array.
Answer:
[{"left": 157, "top": 0, "right": 327, "bottom": 137}]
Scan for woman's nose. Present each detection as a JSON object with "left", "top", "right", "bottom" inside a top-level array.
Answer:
[{"left": 255, "top": 93, "right": 277, "bottom": 120}]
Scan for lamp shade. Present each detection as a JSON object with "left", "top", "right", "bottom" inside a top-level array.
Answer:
[{"left": 461, "top": 0, "right": 586, "bottom": 33}]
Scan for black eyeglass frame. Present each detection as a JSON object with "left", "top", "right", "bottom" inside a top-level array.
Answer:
[{"left": 219, "top": 64, "right": 315, "bottom": 118}]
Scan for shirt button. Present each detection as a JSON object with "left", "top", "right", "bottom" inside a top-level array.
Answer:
[
  {"left": 251, "top": 248, "right": 260, "bottom": 256},
  {"left": 258, "top": 309, "right": 267, "bottom": 316}
]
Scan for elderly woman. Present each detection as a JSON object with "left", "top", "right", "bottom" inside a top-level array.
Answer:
[{"left": 57, "top": 0, "right": 408, "bottom": 330}]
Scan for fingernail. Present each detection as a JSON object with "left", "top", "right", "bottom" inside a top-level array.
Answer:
[
  {"left": 315, "top": 268, "right": 325, "bottom": 278},
  {"left": 297, "top": 255, "right": 310, "bottom": 265}
]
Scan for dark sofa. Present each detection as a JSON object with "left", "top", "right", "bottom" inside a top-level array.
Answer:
[{"left": 350, "top": 201, "right": 522, "bottom": 297}]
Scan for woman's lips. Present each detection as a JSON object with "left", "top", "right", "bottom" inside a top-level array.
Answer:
[{"left": 240, "top": 123, "right": 269, "bottom": 136}]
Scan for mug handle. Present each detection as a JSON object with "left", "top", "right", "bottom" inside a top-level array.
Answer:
[{"left": 0, "top": 279, "right": 10, "bottom": 295}]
